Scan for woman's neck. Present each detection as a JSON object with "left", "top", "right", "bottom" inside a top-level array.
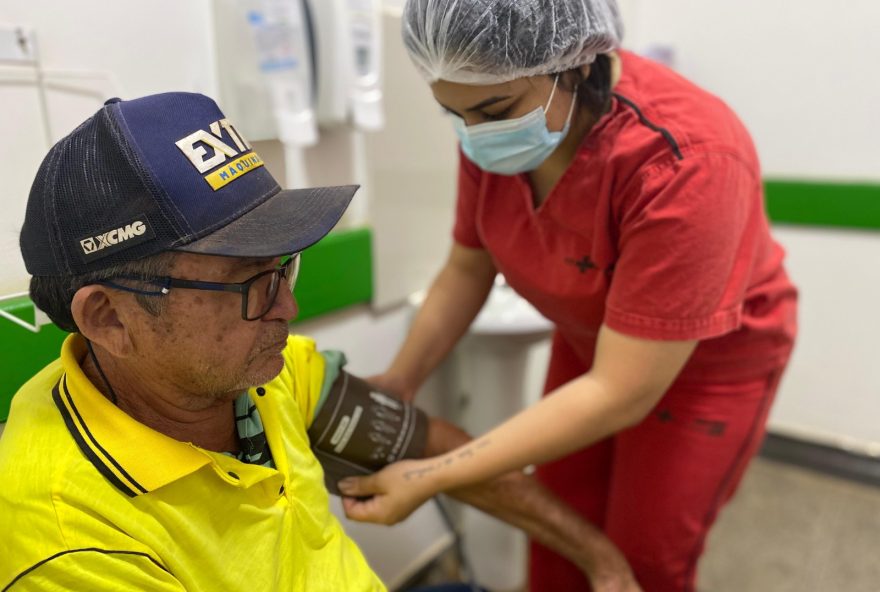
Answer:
[
  {"left": 527, "top": 52, "right": 623, "bottom": 207},
  {"left": 527, "top": 105, "right": 597, "bottom": 207}
]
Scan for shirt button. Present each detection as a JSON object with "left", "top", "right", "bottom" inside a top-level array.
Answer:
[
  {"left": 256, "top": 387, "right": 266, "bottom": 396},
  {"left": 228, "top": 471, "right": 240, "bottom": 480}
]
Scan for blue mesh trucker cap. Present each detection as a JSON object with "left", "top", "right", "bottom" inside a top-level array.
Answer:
[{"left": 20, "top": 92, "right": 357, "bottom": 276}]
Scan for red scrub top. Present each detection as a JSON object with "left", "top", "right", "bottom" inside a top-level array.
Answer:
[{"left": 454, "top": 50, "right": 797, "bottom": 384}]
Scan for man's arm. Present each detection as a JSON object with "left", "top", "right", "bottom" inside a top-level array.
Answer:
[
  {"left": 305, "top": 365, "right": 639, "bottom": 590},
  {"left": 426, "top": 417, "right": 641, "bottom": 592}
]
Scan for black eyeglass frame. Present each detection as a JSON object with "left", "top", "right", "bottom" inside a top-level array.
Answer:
[{"left": 97, "top": 253, "right": 301, "bottom": 321}]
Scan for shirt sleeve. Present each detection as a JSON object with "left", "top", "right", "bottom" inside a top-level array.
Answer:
[
  {"left": 604, "top": 152, "right": 764, "bottom": 341},
  {"left": 313, "top": 350, "right": 346, "bottom": 416},
  {"left": 7, "top": 549, "right": 185, "bottom": 591},
  {"left": 280, "top": 335, "right": 327, "bottom": 430},
  {"left": 452, "top": 150, "right": 485, "bottom": 249}
]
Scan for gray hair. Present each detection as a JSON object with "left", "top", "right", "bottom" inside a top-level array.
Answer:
[{"left": 29, "top": 251, "right": 178, "bottom": 333}]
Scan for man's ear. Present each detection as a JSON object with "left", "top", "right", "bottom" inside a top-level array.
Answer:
[{"left": 70, "top": 286, "right": 132, "bottom": 357}]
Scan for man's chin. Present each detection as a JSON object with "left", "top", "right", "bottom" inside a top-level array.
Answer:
[{"left": 246, "top": 352, "right": 285, "bottom": 388}]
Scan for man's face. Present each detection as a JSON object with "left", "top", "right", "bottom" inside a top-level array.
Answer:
[{"left": 124, "top": 253, "right": 297, "bottom": 400}]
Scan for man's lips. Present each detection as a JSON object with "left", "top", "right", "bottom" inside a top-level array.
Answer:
[{"left": 264, "top": 336, "right": 288, "bottom": 352}]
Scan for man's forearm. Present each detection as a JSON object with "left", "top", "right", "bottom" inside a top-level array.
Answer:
[{"left": 426, "top": 418, "right": 633, "bottom": 583}]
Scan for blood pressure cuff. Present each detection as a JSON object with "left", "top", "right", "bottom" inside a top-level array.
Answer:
[{"left": 307, "top": 369, "right": 428, "bottom": 496}]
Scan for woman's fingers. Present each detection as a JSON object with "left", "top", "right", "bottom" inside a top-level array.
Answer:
[
  {"left": 342, "top": 494, "right": 389, "bottom": 524},
  {"left": 340, "top": 461, "right": 438, "bottom": 525},
  {"left": 337, "top": 474, "right": 376, "bottom": 497}
]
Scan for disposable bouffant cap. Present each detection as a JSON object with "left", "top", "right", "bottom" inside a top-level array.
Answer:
[{"left": 402, "top": 0, "right": 623, "bottom": 85}]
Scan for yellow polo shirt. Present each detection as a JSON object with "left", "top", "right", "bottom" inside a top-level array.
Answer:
[{"left": 0, "top": 334, "right": 385, "bottom": 591}]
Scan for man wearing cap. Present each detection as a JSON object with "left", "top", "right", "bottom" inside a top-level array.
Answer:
[{"left": 0, "top": 92, "right": 638, "bottom": 591}]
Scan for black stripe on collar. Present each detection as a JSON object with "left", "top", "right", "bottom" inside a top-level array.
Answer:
[{"left": 52, "top": 376, "right": 148, "bottom": 497}]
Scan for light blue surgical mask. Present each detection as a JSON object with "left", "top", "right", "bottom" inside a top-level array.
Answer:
[{"left": 452, "top": 76, "right": 577, "bottom": 175}]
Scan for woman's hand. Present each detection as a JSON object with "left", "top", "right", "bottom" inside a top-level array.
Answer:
[
  {"left": 587, "top": 551, "right": 644, "bottom": 592},
  {"left": 365, "top": 373, "right": 416, "bottom": 402},
  {"left": 339, "top": 458, "right": 441, "bottom": 525},
  {"left": 592, "top": 571, "right": 643, "bottom": 592}
]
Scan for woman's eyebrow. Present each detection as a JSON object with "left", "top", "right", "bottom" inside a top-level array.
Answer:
[{"left": 464, "top": 95, "right": 514, "bottom": 112}]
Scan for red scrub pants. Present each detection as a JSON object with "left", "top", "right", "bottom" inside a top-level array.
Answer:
[{"left": 528, "top": 333, "right": 788, "bottom": 592}]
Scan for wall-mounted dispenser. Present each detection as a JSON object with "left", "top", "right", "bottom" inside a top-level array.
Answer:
[
  {"left": 243, "top": 0, "right": 317, "bottom": 187},
  {"left": 346, "top": 0, "right": 384, "bottom": 131},
  {"left": 212, "top": 0, "right": 385, "bottom": 189}
]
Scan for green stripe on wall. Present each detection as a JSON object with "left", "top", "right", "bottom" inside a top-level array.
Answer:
[
  {"left": 293, "top": 227, "right": 373, "bottom": 322},
  {"left": 0, "top": 227, "right": 373, "bottom": 421},
  {"left": 766, "top": 180, "right": 880, "bottom": 231},
  {"left": 0, "top": 307, "right": 68, "bottom": 422}
]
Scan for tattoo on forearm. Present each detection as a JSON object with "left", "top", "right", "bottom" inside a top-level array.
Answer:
[{"left": 403, "top": 439, "right": 492, "bottom": 482}]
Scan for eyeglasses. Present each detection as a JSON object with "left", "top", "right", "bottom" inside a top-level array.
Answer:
[{"left": 99, "top": 253, "right": 301, "bottom": 321}]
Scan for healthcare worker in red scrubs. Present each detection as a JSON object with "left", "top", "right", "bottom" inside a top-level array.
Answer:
[{"left": 340, "top": 1, "right": 798, "bottom": 590}]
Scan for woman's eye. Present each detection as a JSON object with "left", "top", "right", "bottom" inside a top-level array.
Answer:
[{"left": 483, "top": 108, "right": 512, "bottom": 122}]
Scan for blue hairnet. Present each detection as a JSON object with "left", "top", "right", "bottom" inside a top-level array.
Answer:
[{"left": 403, "top": 0, "right": 623, "bottom": 84}]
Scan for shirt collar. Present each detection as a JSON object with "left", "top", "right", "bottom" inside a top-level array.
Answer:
[{"left": 55, "top": 334, "right": 274, "bottom": 496}]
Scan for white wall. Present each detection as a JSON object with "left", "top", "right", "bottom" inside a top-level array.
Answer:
[
  {"left": 363, "top": 6, "right": 459, "bottom": 309},
  {"left": 243, "top": 6, "right": 459, "bottom": 311},
  {"left": 0, "top": 0, "right": 218, "bottom": 297},
  {"left": 620, "top": 0, "right": 880, "bottom": 451},
  {"left": 622, "top": 0, "right": 880, "bottom": 179}
]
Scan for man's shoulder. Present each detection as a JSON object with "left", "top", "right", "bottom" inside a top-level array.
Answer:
[
  {"left": 0, "top": 384, "right": 102, "bottom": 589},
  {"left": 278, "top": 334, "right": 325, "bottom": 391},
  {"left": 2, "top": 357, "right": 66, "bottom": 455},
  {"left": 9, "top": 356, "right": 64, "bottom": 411}
]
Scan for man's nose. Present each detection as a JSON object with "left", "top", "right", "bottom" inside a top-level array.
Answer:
[{"left": 264, "top": 284, "right": 298, "bottom": 322}]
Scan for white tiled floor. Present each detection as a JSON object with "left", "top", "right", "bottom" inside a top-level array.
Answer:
[
  {"left": 699, "top": 458, "right": 880, "bottom": 591},
  {"left": 410, "top": 457, "right": 880, "bottom": 591}
]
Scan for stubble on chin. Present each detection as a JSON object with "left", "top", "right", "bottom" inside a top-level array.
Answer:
[
  {"left": 188, "top": 326, "right": 289, "bottom": 399},
  {"left": 229, "top": 329, "right": 289, "bottom": 392}
]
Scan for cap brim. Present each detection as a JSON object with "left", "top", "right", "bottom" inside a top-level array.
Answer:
[{"left": 175, "top": 185, "right": 358, "bottom": 257}]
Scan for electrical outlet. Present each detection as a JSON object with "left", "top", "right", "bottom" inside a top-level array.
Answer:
[{"left": 0, "top": 25, "right": 37, "bottom": 64}]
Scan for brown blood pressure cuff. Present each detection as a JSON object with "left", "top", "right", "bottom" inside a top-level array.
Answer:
[{"left": 307, "top": 371, "right": 428, "bottom": 496}]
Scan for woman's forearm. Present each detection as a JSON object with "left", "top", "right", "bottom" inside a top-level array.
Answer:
[
  {"left": 339, "top": 327, "right": 698, "bottom": 528},
  {"left": 405, "top": 329, "right": 698, "bottom": 493},
  {"left": 407, "top": 375, "right": 650, "bottom": 493}
]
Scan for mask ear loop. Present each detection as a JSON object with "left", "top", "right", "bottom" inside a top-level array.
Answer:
[
  {"left": 563, "top": 84, "right": 579, "bottom": 124},
  {"left": 546, "top": 74, "right": 579, "bottom": 130},
  {"left": 544, "top": 74, "right": 561, "bottom": 112}
]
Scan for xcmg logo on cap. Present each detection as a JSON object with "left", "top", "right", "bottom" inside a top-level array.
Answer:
[
  {"left": 175, "top": 118, "right": 264, "bottom": 191},
  {"left": 78, "top": 217, "right": 156, "bottom": 262}
]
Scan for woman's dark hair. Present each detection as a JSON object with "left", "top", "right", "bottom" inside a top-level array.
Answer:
[
  {"left": 559, "top": 53, "right": 614, "bottom": 120},
  {"left": 29, "top": 252, "right": 177, "bottom": 333}
]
